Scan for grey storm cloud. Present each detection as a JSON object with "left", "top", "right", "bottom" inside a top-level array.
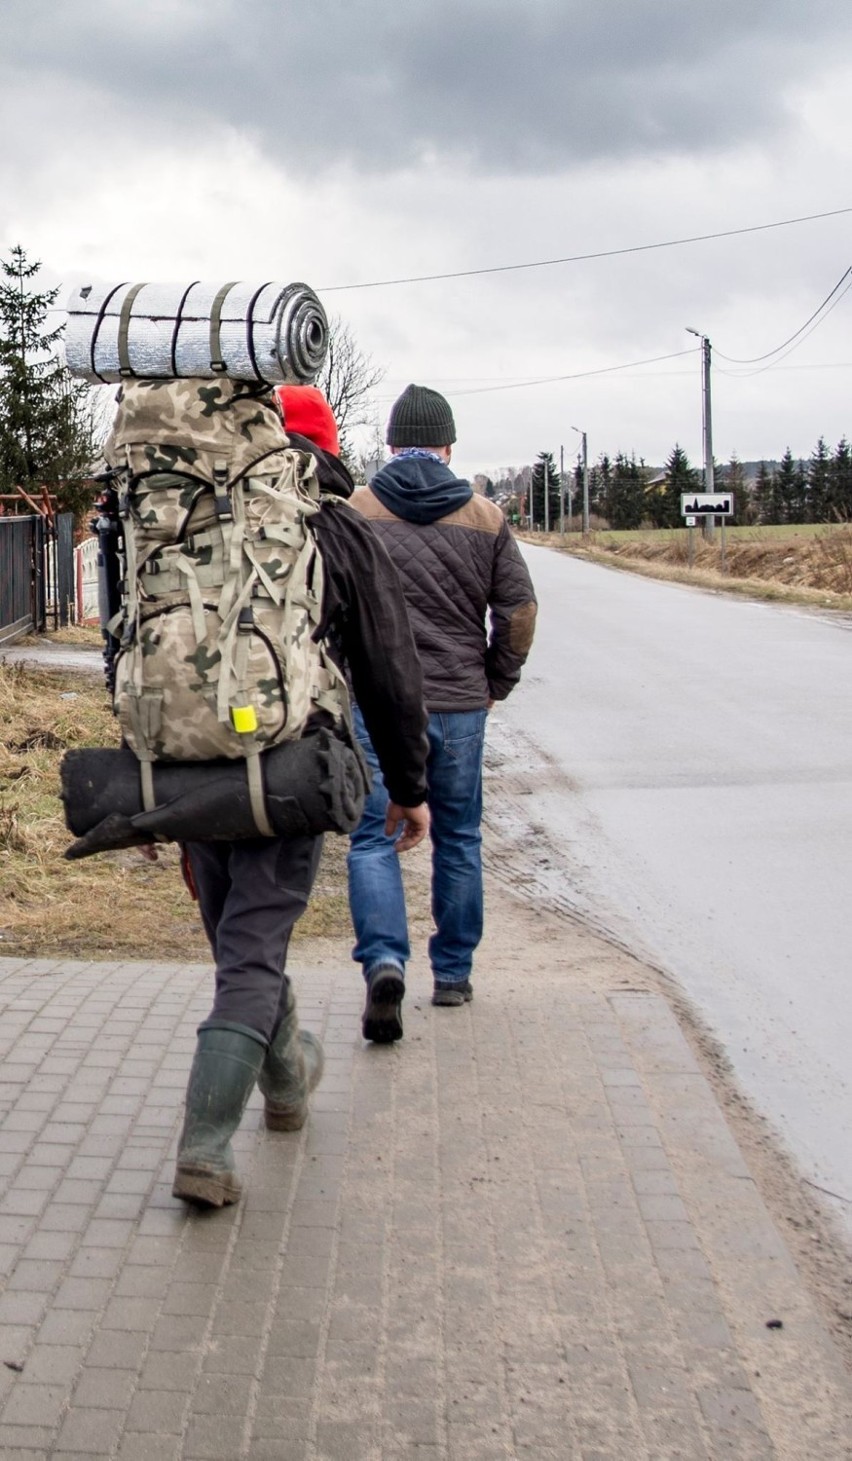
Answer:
[{"left": 5, "top": 0, "right": 852, "bottom": 174}]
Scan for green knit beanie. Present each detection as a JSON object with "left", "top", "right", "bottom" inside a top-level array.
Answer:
[{"left": 386, "top": 384, "right": 456, "bottom": 447}]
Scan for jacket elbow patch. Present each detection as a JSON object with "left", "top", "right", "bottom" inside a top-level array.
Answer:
[{"left": 509, "top": 601, "right": 537, "bottom": 656}]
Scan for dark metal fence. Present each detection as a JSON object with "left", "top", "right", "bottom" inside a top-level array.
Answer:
[
  {"left": 0, "top": 511, "right": 75, "bottom": 643},
  {"left": 0, "top": 516, "right": 45, "bottom": 642},
  {"left": 47, "top": 513, "right": 75, "bottom": 629}
]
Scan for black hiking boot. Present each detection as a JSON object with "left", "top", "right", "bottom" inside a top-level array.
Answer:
[
  {"left": 431, "top": 980, "right": 474, "bottom": 1007},
  {"left": 362, "top": 965, "right": 405, "bottom": 1043}
]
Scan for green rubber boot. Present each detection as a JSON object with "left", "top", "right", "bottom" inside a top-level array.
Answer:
[
  {"left": 258, "top": 985, "right": 325, "bottom": 1132},
  {"left": 172, "top": 1023, "right": 267, "bottom": 1208}
]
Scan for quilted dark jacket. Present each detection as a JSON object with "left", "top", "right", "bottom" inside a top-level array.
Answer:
[{"left": 350, "top": 457, "right": 537, "bottom": 712}]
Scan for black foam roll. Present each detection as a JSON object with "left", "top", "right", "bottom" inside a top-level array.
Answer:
[{"left": 60, "top": 730, "right": 367, "bottom": 859}]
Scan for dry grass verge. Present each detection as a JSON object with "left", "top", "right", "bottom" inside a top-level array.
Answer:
[
  {"left": 522, "top": 525, "right": 852, "bottom": 612},
  {"left": 23, "top": 623, "right": 104, "bottom": 647},
  {"left": 0, "top": 661, "right": 355, "bottom": 959}
]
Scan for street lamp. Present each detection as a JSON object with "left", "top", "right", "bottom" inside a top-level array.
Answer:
[
  {"left": 572, "top": 426, "right": 590, "bottom": 535},
  {"left": 685, "top": 327, "right": 714, "bottom": 494},
  {"left": 686, "top": 327, "right": 715, "bottom": 539}
]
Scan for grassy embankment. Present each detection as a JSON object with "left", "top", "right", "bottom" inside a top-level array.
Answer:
[
  {"left": 520, "top": 521, "right": 852, "bottom": 612},
  {"left": 0, "top": 637, "right": 352, "bottom": 958}
]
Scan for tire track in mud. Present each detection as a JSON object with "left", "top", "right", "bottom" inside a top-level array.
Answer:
[{"left": 482, "top": 715, "right": 657, "bottom": 968}]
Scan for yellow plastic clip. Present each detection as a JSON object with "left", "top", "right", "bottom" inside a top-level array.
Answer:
[{"left": 231, "top": 705, "right": 258, "bottom": 734}]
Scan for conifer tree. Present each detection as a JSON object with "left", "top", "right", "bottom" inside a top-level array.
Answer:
[
  {"left": 648, "top": 444, "right": 698, "bottom": 528},
  {"left": 807, "top": 437, "right": 831, "bottom": 521},
  {"left": 773, "top": 449, "right": 801, "bottom": 524},
  {"left": 753, "top": 461, "right": 774, "bottom": 524},
  {"left": 790, "top": 455, "right": 808, "bottom": 523},
  {"left": 0, "top": 245, "right": 95, "bottom": 518},
  {"left": 721, "top": 455, "right": 753, "bottom": 526},
  {"left": 530, "top": 450, "right": 562, "bottom": 529},
  {"left": 828, "top": 438, "right": 852, "bottom": 520},
  {"left": 608, "top": 453, "right": 646, "bottom": 529},
  {"left": 588, "top": 453, "right": 612, "bottom": 523}
]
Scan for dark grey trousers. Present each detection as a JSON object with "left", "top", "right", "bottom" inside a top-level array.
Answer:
[{"left": 185, "top": 834, "right": 323, "bottom": 1042}]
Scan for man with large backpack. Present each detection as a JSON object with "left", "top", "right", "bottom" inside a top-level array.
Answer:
[{"left": 100, "top": 377, "right": 429, "bottom": 1207}]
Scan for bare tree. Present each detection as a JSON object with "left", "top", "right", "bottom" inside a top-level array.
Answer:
[
  {"left": 317, "top": 316, "right": 384, "bottom": 459},
  {"left": 353, "top": 417, "right": 387, "bottom": 485}
]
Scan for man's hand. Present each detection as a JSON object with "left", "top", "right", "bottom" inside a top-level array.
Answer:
[
  {"left": 385, "top": 801, "right": 429, "bottom": 854},
  {"left": 138, "top": 843, "right": 159, "bottom": 862}
]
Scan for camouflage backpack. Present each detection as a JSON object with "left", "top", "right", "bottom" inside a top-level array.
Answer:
[{"left": 103, "top": 378, "right": 350, "bottom": 835}]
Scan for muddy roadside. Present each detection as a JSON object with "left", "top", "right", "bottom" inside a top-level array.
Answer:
[
  {"left": 503, "top": 527, "right": 852, "bottom": 1358},
  {"left": 477, "top": 763, "right": 852, "bottom": 1377}
]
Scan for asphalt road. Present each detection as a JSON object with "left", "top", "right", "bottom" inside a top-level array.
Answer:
[
  {"left": 0, "top": 639, "right": 103, "bottom": 675},
  {"left": 489, "top": 543, "right": 852, "bottom": 1238}
]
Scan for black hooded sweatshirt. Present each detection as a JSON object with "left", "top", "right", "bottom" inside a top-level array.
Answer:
[{"left": 289, "top": 434, "right": 428, "bottom": 808}]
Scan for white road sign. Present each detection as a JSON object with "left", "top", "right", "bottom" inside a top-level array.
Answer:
[{"left": 680, "top": 492, "right": 734, "bottom": 517}]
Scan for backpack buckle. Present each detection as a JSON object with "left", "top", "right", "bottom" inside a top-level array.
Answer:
[{"left": 212, "top": 461, "right": 232, "bottom": 520}]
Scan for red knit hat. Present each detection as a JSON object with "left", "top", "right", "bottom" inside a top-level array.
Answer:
[{"left": 276, "top": 385, "right": 340, "bottom": 456}]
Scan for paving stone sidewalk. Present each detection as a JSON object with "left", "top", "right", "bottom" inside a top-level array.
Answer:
[{"left": 0, "top": 901, "right": 850, "bottom": 1460}]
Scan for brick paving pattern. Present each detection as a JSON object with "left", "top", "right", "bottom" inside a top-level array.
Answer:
[{"left": 0, "top": 919, "right": 850, "bottom": 1458}]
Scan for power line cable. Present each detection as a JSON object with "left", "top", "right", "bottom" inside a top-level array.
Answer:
[
  {"left": 371, "top": 348, "right": 698, "bottom": 402},
  {"left": 368, "top": 262, "right": 852, "bottom": 400},
  {"left": 716, "top": 275, "right": 852, "bottom": 378},
  {"left": 367, "top": 261, "right": 852, "bottom": 406},
  {"left": 714, "top": 266, "right": 852, "bottom": 364},
  {"left": 321, "top": 206, "right": 852, "bottom": 292}
]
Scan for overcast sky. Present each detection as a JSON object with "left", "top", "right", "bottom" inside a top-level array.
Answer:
[{"left": 3, "top": 0, "right": 852, "bottom": 481}]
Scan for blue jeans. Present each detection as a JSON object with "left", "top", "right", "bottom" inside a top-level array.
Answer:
[{"left": 347, "top": 705, "right": 487, "bottom": 985}]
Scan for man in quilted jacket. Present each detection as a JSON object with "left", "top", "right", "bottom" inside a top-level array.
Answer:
[{"left": 348, "top": 384, "right": 537, "bottom": 1041}]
